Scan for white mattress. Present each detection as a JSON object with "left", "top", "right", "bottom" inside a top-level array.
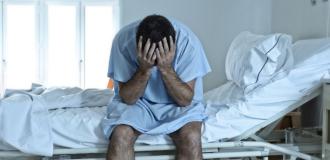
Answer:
[{"left": 48, "top": 39, "right": 330, "bottom": 149}]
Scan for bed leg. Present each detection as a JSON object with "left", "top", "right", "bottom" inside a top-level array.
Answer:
[
  {"left": 282, "top": 155, "right": 298, "bottom": 160},
  {"left": 283, "top": 155, "right": 286, "bottom": 160},
  {"left": 290, "top": 156, "right": 297, "bottom": 160}
]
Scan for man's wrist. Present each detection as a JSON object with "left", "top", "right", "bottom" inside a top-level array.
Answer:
[
  {"left": 138, "top": 67, "right": 152, "bottom": 77},
  {"left": 159, "top": 66, "right": 173, "bottom": 76}
]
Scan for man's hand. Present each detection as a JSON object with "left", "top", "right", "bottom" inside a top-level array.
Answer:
[
  {"left": 156, "top": 36, "right": 176, "bottom": 72},
  {"left": 137, "top": 36, "right": 157, "bottom": 72},
  {"left": 118, "top": 36, "right": 156, "bottom": 105},
  {"left": 155, "top": 36, "right": 194, "bottom": 107}
]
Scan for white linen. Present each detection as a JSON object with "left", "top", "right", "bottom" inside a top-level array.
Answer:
[
  {"left": 38, "top": 86, "right": 112, "bottom": 110},
  {"left": 0, "top": 92, "right": 53, "bottom": 156},
  {"left": 202, "top": 40, "right": 330, "bottom": 142},
  {"left": 50, "top": 107, "right": 109, "bottom": 148},
  {"left": 204, "top": 81, "right": 244, "bottom": 105},
  {"left": 0, "top": 85, "right": 113, "bottom": 156},
  {"left": 292, "top": 38, "right": 330, "bottom": 67},
  {"left": 4, "top": 83, "right": 113, "bottom": 110},
  {"left": 225, "top": 31, "right": 293, "bottom": 94}
]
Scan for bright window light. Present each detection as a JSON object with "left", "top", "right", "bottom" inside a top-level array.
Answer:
[
  {"left": 5, "top": 5, "right": 36, "bottom": 89},
  {"left": 47, "top": 5, "right": 79, "bottom": 87},
  {"left": 0, "top": 1, "right": 119, "bottom": 92},
  {"left": 85, "top": 6, "right": 115, "bottom": 89}
]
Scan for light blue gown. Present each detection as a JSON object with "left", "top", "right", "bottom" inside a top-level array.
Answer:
[{"left": 101, "top": 18, "right": 211, "bottom": 139}]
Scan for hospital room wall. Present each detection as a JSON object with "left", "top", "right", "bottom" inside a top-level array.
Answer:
[
  {"left": 119, "top": 0, "right": 272, "bottom": 91},
  {"left": 271, "top": 0, "right": 330, "bottom": 41}
]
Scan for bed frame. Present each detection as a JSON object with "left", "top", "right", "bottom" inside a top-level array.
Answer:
[{"left": 0, "top": 82, "right": 328, "bottom": 160}]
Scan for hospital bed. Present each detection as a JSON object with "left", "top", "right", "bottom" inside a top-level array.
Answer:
[
  {"left": 1, "top": 37, "right": 330, "bottom": 160},
  {"left": 1, "top": 85, "right": 324, "bottom": 160}
]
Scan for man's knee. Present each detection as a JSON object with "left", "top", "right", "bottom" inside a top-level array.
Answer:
[
  {"left": 171, "top": 122, "right": 202, "bottom": 147},
  {"left": 110, "top": 125, "right": 139, "bottom": 146},
  {"left": 182, "top": 129, "right": 201, "bottom": 147}
]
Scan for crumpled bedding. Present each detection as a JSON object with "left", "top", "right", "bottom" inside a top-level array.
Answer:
[{"left": 0, "top": 84, "right": 113, "bottom": 156}]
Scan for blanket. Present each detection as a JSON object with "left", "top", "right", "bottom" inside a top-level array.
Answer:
[{"left": 0, "top": 84, "right": 113, "bottom": 156}]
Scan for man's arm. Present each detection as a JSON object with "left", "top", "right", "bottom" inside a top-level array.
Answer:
[
  {"left": 118, "top": 69, "right": 151, "bottom": 105},
  {"left": 156, "top": 36, "right": 195, "bottom": 107},
  {"left": 119, "top": 37, "right": 156, "bottom": 105},
  {"left": 160, "top": 68, "right": 195, "bottom": 106}
]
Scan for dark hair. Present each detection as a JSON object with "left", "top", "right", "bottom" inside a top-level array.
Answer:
[{"left": 136, "top": 15, "right": 176, "bottom": 49}]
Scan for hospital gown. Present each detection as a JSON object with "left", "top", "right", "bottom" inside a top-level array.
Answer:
[{"left": 102, "top": 18, "right": 211, "bottom": 139}]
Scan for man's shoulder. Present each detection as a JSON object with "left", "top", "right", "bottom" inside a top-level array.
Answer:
[
  {"left": 114, "top": 21, "right": 140, "bottom": 45},
  {"left": 169, "top": 18, "right": 200, "bottom": 44},
  {"left": 118, "top": 21, "right": 140, "bottom": 34}
]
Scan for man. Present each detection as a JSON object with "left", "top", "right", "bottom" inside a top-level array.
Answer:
[{"left": 102, "top": 15, "right": 211, "bottom": 160}]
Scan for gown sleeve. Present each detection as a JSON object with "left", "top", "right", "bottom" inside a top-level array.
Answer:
[
  {"left": 107, "top": 34, "right": 137, "bottom": 83},
  {"left": 174, "top": 36, "right": 211, "bottom": 83}
]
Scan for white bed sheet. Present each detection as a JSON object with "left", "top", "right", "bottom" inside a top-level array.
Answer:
[
  {"left": 48, "top": 44, "right": 330, "bottom": 148},
  {"left": 0, "top": 87, "right": 113, "bottom": 155}
]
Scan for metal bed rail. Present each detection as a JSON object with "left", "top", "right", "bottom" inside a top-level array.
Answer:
[{"left": 0, "top": 141, "right": 321, "bottom": 160}]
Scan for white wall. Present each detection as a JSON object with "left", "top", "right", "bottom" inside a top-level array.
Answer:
[
  {"left": 119, "top": 0, "right": 272, "bottom": 91},
  {"left": 272, "top": 0, "right": 330, "bottom": 41}
]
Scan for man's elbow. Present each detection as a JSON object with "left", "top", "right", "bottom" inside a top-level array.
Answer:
[
  {"left": 122, "top": 98, "right": 137, "bottom": 105},
  {"left": 177, "top": 96, "right": 193, "bottom": 107},
  {"left": 178, "top": 101, "right": 191, "bottom": 107},
  {"left": 119, "top": 92, "right": 137, "bottom": 105}
]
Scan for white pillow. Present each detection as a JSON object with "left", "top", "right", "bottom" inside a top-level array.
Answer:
[{"left": 225, "top": 31, "right": 294, "bottom": 94}]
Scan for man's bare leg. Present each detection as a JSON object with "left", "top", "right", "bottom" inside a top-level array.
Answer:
[
  {"left": 106, "top": 124, "right": 140, "bottom": 160},
  {"left": 169, "top": 121, "right": 203, "bottom": 160}
]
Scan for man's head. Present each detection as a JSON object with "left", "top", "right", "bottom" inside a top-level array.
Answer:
[{"left": 136, "top": 15, "right": 176, "bottom": 49}]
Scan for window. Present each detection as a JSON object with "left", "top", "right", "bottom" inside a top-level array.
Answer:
[
  {"left": 47, "top": 5, "right": 79, "bottom": 87},
  {"left": 85, "top": 6, "right": 115, "bottom": 89},
  {"left": 0, "top": 0, "right": 119, "bottom": 94},
  {"left": 5, "top": 4, "right": 37, "bottom": 89}
]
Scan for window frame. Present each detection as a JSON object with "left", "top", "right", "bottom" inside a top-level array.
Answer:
[{"left": 0, "top": 0, "right": 119, "bottom": 94}]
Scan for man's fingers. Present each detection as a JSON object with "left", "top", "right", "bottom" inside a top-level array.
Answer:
[
  {"left": 137, "top": 36, "right": 143, "bottom": 57},
  {"left": 162, "top": 37, "right": 169, "bottom": 53},
  {"left": 155, "top": 48, "right": 161, "bottom": 62},
  {"left": 138, "top": 36, "right": 143, "bottom": 50},
  {"left": 147, "top": 43, "right": 156, "bottom": 61},
  {"left": 143, "top": 38, "right": 151, "bottom": 56},
  {"left": 158, "top": 41, "right": 165, "bottom": 58},
  {"left": 169, "top": 36, "right": 176, "bottom": 52},
  {"left": 152, "top": 53, "right": 157, "bottom": 61}
]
